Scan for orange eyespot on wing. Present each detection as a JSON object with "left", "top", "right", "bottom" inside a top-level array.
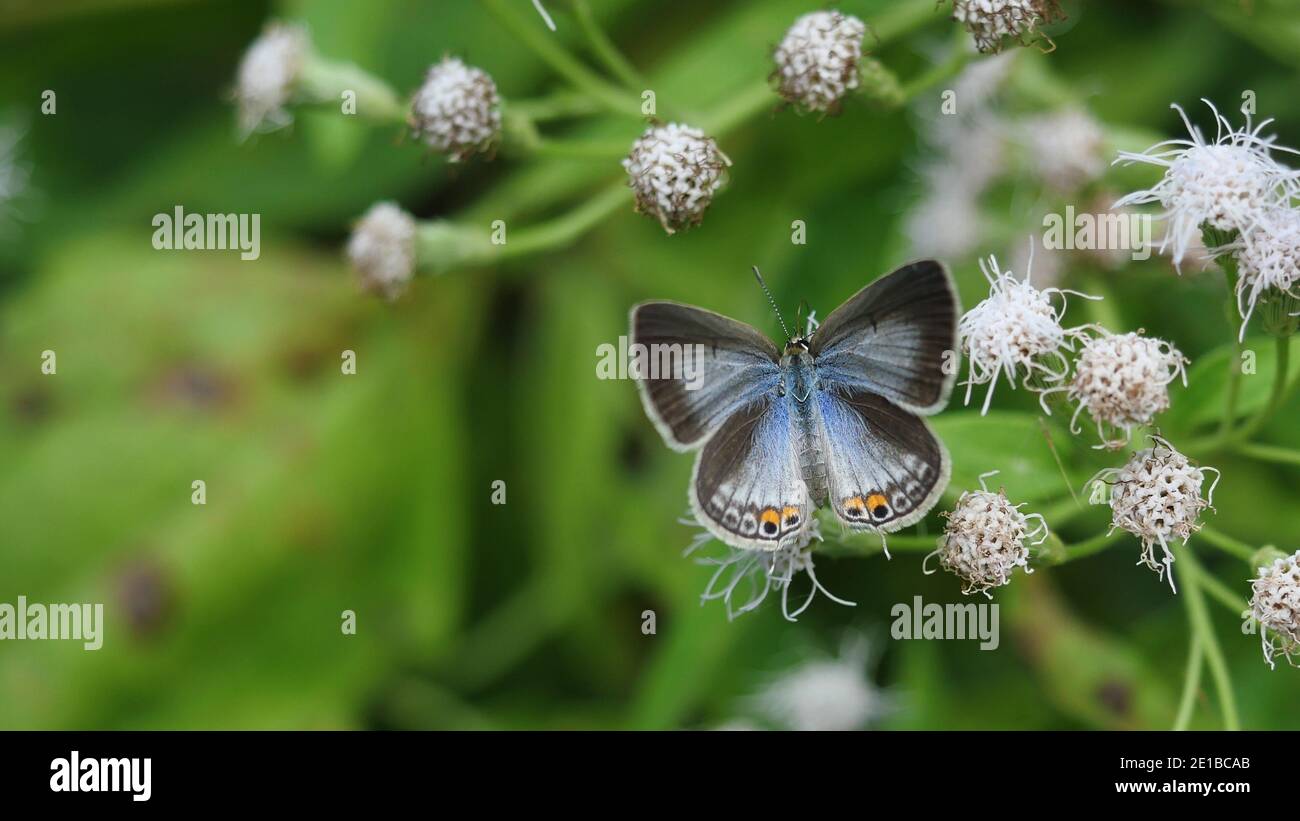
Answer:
[
  {"left": 759, "top": 507, "right": 782, "bottom": 537},
  {"left": 842, "top": 495, "right": 867, "bottom": 521},
  {"left": 843, "top": 493, "right": 894, "bottom": 523},
  {"left": 780, "top": 506, "right": 801, "bottom": 529}
]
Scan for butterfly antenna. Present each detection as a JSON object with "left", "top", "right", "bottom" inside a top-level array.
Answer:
[{"left": 752, "top": 266, "right": 792, "bottom": 343}]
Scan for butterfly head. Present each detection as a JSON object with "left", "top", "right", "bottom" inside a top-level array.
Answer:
[{"left": 784, "top": 336, "right": 811, "bottom": 355}]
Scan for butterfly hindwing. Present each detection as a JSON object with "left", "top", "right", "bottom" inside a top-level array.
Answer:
[
  {"left": 811, "top": 260, "right": 959, "bottom": 416},
  {"left": 819, "top": 385, "right": 950, "bottom": 533},
  {"left": 690, "top": 396, "right": 812, "bottom": 551},
  {"left": 630, "top": 301, "right": 781, "bottom": 452}
]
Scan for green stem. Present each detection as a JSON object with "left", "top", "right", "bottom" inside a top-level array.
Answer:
[
  {"left": 1055, "top": 529, "right": 1125, "bottom": 563},
  {"left": 1173, "top": 633, "right": 1203, "bottom": 731},
  {"left": 507, "top": 91, "right": 604, "bottom": 122},
  {"left": 1195, "top": 525, "right": 1256, "bottom": 564},
  {"left": 497, "top": 182, "right": 631, "bottom": 258},
  {"left": 532, "top": 137, "right": 633, "bottom": 160},
  {"left": 572, "top": 0, "right": 642, "bottom": 88},
  {"left": 1229, "top": 335, "right": 1292, "bottom": 444},
  {"left": 866, "top": 0, "right": 946, "bottom": 42},
  {"left": 297, "top": 56, "right": 406, "bottom": 124},
  {"left": 1174, "top": 543, "right": 1241, "bottom": 731},
  {"left": 414, "top": 182, "right": 630, "bottom": 274},
  {"left": 700, "top": 78, "right": 773, "bottom": 136},
  {"left": 1196, "top": 567, "right": 1250, "bottom": 616},
  {"left": 480, "top": 0, "right": 642, "bottom": 117},
  {"left": 1193, "top": 336, "right": 1296, "bottom": 453},
  {"left": 1237, "top": 441, "right": 1300, "bottom": 467},
  {"left": 899, "top": 32, "right": 973, "bottom": 101},
  {"left": 1220, "top": 335, "right": 1243, "bottom": 437},
  {"left": 1215, "top": 236, "right": 1243, "bottom": 435},
  {"left": 817, "top": 528, "right": 937, "bottom": 558}
]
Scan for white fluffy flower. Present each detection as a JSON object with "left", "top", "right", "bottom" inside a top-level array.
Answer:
[
  {"left": 751, "top": 636, "right": 885, "bottom": 731},
  {"left": 1094, "top": 437, "right": 1219, "bottom": 593},
  {"left": 1055, "top": 330, "right": 1188, "bottom": 449},
  {"left": 1020, "top": 107, "right": 1106, "bottom": 193},
  {"left": 235, "top": 22, "right": 310, "bottom": 137},
  {"left": 1250, "top": 551, "right": 1300, "bottom": 669},
  {"left": 959, "top": 254, "right": 1098, "bottom": 414},
  {"left": 949, "top": 51, "right": 1017, "bottom": 114},
  {"left": 772, "top": 11, "right": 866, "bottom": 113},
  {"left": 934, "top": 114, "right": 1009, "bottom": 193},
  {"left": 623, "top": 123, "right": 730, "bottom": 234},
  {"left": 409, "top": 57, "right": 502, "bottom": 161},
  {"left": 906, "top": 57, "right": 1015, "bottom": 259},
  {"left": 347, "top": 202, "right": 417, "bottom": 300},
  {"left": 1114, "top": 100, "right": 1300, "bottom": 271},
  {"left": 1226, "top": 207, "right": 1300, "bottom": 340},
  {"left": 686, "top": 515, "right": 852, "bottom": 622},
  {"left": 926, "top": 472, "right": 1046, "bottom": 597},
  {"left": 906, "top": 185, "right": 984, "bottom": 259},
  {"left": 951, "top": 0, "right": 1063, "bottom": 53}
]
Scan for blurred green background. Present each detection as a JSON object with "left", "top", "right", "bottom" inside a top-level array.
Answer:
[{"left": 0, "top": 0, "right": 1297, "bottom": 729}]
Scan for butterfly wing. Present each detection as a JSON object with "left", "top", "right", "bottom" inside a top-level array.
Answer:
[
  {"left": 690, "top": 395, "right": 813, "bottom": 551},
  {"left": 810, "top": 259, "right": 959, "bottom": 415},
  {"left": 819, "top": 386, "right": 950, "bottom": 533},
  {"left": 630, "top": 301, "right": 781, "bottom": 451}
]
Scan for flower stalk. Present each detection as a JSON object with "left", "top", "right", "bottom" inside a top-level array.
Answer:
[
  {"left": 296, "top": 56, "right": 406, "bottom": 124},
  {"left": 1173, "top": 543, "right": 1240, "bottom": 730},
  {"left": 480, "top": 0, "right": 643, "bottom": 117},
  {"left": 411, "top": 182, "right": 631, "bottom": 276}
]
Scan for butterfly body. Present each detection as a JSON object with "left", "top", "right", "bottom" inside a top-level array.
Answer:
[
  {"left": 633, "top": 260, "right": 959, "bottom": 552},
  {"left": 780, "top": 346, "right": 831, "bottom": 505}
]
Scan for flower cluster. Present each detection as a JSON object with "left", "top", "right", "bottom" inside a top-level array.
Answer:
[
  {"left": 928, "top": 472, "right": 1045, "bottom": 597},
  {"left": 959, "top": 254, "right": 1097, "bottom": 414},
  {"left": 1057, "top": 331, "right": 1188, "bottom": 449},
  {"left": 1225, "top": 206, "right": 1300, "bottom": 339},
  {"left": 950, "top": 0, "right": 1065, "bottom": 54},
  {"left": 409, "top": 57, "right": 502, "bottom": 161},
  {"left": 906, "top": 55, "right": 1014, "bottom": 260},
  {"left": 1115, "top": 100, "right": 1300, "bottom": 280},
  {"left": 1019, "top": 107, "right": 1106, "bottom": 193},
  {"left": 346, "top": 202, "right": 417, "bottom": 300},
  {"left": 1250, "top": 551, "right": 1300, "bottom": 669},
  {"left": 907, "top": 59, "right": 1107, "bottom": 266},
  {"left": 771, "top": 11, "right": 867, "bottom": 114},
  {"left": 686, "top": 514, "right": 852, "bottom": 622},
  {"left": 622, "top": 123, "right": 730, "bottom": 234},
  {"left": 749, "top": 636, "right": 885, "bottom": 731},
  {"left": 1094, "top": 438, "right": 1218, "bottom": 593},
  {"left": 234, "top": 22, "right": 310, "bottom": 137}
]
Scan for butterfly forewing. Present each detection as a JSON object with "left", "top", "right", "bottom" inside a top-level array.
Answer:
[
  {"left": 630, "top": 301, "right": 780, "bottom": 451},
  {"left": 811, "top": 260, "right": 958, "bottom": 415}
]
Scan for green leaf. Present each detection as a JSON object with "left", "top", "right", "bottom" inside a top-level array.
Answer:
[
  {"left": 931, "top": 411, "right": 1077, "bottom": 503},
  {"left": 1162, "top": 336, "right": 1300, "bottom": 434}
]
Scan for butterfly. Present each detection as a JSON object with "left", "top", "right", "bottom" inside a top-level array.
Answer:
[{"left": 631, "top": 260, "right": 959, "bottom": 552}]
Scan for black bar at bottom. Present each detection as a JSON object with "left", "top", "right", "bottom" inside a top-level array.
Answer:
[{"left": 3, "top": 730, "right": 1285, "bottom": 807}]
